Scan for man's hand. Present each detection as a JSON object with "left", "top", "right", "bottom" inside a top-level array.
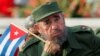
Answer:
[{"left": 43, "top": 40, "right": 60, "bottom": 54}]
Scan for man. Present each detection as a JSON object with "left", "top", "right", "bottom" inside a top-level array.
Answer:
[{"left": 18, "top": 1, "right": 100, "bottom": 56}]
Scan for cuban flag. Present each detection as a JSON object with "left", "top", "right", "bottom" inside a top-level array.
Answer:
[{"left": 0, "top": 24, "right": 27, "bottom": 56}]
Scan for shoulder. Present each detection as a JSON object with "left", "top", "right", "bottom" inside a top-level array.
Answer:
[
  {"left": 69, "top": 25, "right": 93, "bottom": 33},
  {"left": 95, "top": 28, "right": 100, "bottom": 37},
  {"left": 68, "top": 25, "right": 94, "bottom": 37},
  {"left": 19, "top": 37, "right": 40, "bottom": 52},
  {"left": 68, "top": 25, "right": 95, "bottom": 43},
  {"left": 18, "top": 36, "right": 42, "bottom": 56},
  {"left": 67, "top": 26, "right": 100, "bottom": 52}
]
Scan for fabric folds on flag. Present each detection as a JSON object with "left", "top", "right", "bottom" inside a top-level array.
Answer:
[{"left": 0, "top": 24, "right": 27, "bottom": 56}]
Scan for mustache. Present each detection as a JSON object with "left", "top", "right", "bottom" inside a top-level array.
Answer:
[
  {"left": 50, "top": 33, "right": 66, "bottom": 45},
  {"left": 51, "top": 29, "right": 62, "bottom": 33}
]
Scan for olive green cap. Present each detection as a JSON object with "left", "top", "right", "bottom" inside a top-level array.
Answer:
[{"left": 31, "top": 2, "right": 62, "bottom": 23}]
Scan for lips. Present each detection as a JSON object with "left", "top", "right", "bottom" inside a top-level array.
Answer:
[
  {"left": 51, "top": 32, "right": 61, "bottom": 37},
  {"left": 50, "top": 29, "right": 63, "bottom": 38}
]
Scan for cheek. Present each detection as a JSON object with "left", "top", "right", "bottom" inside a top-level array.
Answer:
[
  {"left": 58, "top": 19, "right": 65, "bottom": 29},
  {"left": 59, "top": 23, "right": 64, "bottom": 31},
  {"left": 45, "top": 27, "right": 51, "bottom": 36},
  {"left": 39, "top": 25, "right": 50, "bottom": 36},
  {"left": 43, "top": 26, "right": 53, "bottom": 38}
]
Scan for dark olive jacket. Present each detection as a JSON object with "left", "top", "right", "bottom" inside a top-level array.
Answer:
[
  {"left": 95, "top": 28, "right": 100, "bottom": 37},
  {"left": 18, "top": 26, "right": 100, "bottom": 56}
]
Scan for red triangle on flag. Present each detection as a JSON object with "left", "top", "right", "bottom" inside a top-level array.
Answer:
[{"left": 10, "top": 24, "right": 27, "bottom": 40}]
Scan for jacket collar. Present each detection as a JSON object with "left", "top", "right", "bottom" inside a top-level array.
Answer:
[
  {"left": 67, "top": 27, "right": 82, "bottom": 49},
  {"left": 23, "top": 37, "right": 40, "bottom": 51}
]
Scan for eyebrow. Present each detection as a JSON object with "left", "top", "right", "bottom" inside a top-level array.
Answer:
[
  {"left": 53, "top": 15, "right": 59, "bottom": 18},
  {"left": 43, "top": 18, "right": 50, "bottom": 22}
]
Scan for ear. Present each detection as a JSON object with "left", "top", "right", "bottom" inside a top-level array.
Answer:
[
  {"left": 33, "top": 24, "right": 40, "bottom": 33},
  {"left": 33, "top": 24, "right": 39, "bottom": 30}
]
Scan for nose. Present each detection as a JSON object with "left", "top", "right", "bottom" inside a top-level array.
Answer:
[{"left": 51, "top": 23, "right": 58, "bottom": 30}]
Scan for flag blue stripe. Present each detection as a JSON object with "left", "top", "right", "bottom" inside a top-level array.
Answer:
[
  {"left": 0, "top": 39, "right": 11, "bottom": 56},
  {"left": 0, "top": 26, "right": 10, "bottom": 44},
  {"left": 10, "top": 35, "right": 26, "bottom": 56}
]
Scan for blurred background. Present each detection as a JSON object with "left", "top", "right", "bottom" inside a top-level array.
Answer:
[{"left": 0, "top": 0, "right": 100, "bottom": 34}]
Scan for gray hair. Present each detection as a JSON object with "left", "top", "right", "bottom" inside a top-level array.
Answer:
[{"left": 24, "top": 15, "right": 34, "bottom": 29}]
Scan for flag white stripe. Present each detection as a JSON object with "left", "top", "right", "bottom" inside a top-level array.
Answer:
[
  {"left": 0, "top": 32, "right": 10, "bottom": 55},
  {"left": 5, "top": 38, "right": 20, "bottom": 56},
  {"left": 19, "top": 40, "right": 25, "bottom": 48}
]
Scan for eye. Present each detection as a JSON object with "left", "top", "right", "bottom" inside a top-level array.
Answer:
[
  {"left": 54, "top": 15, "right": 60, "bottom": 21},
  {"left": 44, "top": 18, "right": 50, "bottom": 25},
  {"left": 45, "top": 21, "right": 50, "bottom": 25}
]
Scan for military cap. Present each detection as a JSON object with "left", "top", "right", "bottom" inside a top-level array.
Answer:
[{"left": 31, "top": 2, "right": 62, "bottom": 23}]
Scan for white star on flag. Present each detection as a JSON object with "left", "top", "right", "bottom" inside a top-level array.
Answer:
[{"left": 14, "top": 31, "right": 19, "bottom": 36}]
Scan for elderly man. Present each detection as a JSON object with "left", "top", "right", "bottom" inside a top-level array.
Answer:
[{"left": 18, "top": 1, "right": 100, "bottom": 56}]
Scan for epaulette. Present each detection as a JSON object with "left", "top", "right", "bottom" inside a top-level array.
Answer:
[
  {"left": 95, "top": 28, "right": 100, "bottom": 37},
  {"left": 70, "top": 25, "right": 93, "bottom": 33},
  {"left": 96, "top": 28, "right": 100, "bottom": 34}
]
